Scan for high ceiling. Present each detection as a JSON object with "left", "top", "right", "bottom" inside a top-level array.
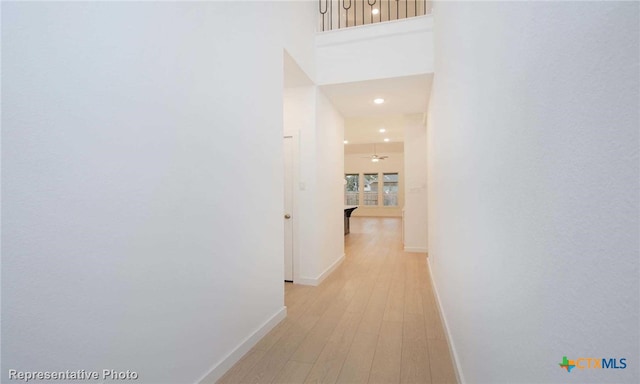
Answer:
[
  {"left": 320, "top": 74, "right": 432, "bottom": 144},
  {"left": 344, "top": 142, "right": 404, "bottom": 155},
  {"left": 342, "top": 114, "right": 407, "bottom": 144},
  {"left": 320, "top": 74, "right": 432, "bottom": 117}
]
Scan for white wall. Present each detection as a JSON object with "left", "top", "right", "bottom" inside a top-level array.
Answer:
[
  {"left": 314, "top": 90, "right": 346, "bottom": 281},
  {"left": 282, "top": 1, "right": 317, "bottom": 82},
  {"left": 428, "top": 2, "right": 639, "bottom": 383},
  {"left": 403, "top": 114, "right": 428, "bottom": 252},
  {"left": 2, "top": 2, "right": 316, "bottom": 383},
  {"left": 283, "top": 87, "right": 344, "bottom": 286},
  {"left": 316, "top": 15, "right": 433, "bottom": 85},
  {"left": 344, "top": 152, "right": 404, "bottom": 218},
  {"left": 284, "top": 86, "right": 317, "bottom": 283}
]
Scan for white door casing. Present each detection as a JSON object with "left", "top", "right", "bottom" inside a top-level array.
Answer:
[{"left": 283, "top": 136, "right": 294, "bottom": 282}]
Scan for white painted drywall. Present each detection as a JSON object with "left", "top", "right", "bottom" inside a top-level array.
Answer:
[
  {"left": 282, "top": 0, "right": 317, "bottom": 83},
  {"left": 403, "top": 114, "right": 428, "bottom": 251},
  {"left": 284, "top": 85, "right": 317, "bottom": 282},
  {"left": 316, "top": 15, "right": 433, "bottom": 85},
  {"left": 314, "top": 90, "right": 346, "bottom": 281},
  {"left": 283, "top": 86, "right": 344, "bottom": 286},
  {"left": 2, "top": 1, "right": 316, "bottom": 383},
  {"left": 428, "top": 2, "right": 639, "bottom": 383},
  {"left": 344, "top": 152, "right": 405, "bottom": 218}
]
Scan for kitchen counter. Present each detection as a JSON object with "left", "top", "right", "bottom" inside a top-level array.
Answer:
[{"left": 344, "top": 206, "right": 358, "bottom": 235}]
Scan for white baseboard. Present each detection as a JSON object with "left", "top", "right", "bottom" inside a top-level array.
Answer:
[
  {"left": 196, "top": 306, "right": 287, "bottom": 384},
  {"left": 296, "top": 253, "right": 345, "bottom": 286},
  {"left": 426, "top": 257, "right": 466, "bottom": 384},
  {"left": 404, "top": 246, "right": 428, "bottom": 253}
]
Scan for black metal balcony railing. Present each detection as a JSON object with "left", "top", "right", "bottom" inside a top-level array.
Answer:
[{"left": 319, "top": 0, "right": 432, "bottom": 32}]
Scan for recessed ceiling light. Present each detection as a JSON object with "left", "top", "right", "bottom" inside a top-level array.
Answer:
[
  {"left": 384, "top": 138, "right": 390, "bottom": 142},
  {"left": 372, "top": 9, "right": 379, "bottom": 15},
  {"left": 379, "top": 128, "right": 386, "bottom": 133},
  {"left": 343, "top": 140, "right": 349, "bottom": 144},
  {"left": 373, "top": 98, "right": 385, "bottom": 104}
]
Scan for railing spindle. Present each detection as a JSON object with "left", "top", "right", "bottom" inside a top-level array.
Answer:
[
  {"left": 343, "top": 0, "right": 352, "bottom": 28},
  {"left": 319, "top": 0, "right": 328, "bottom": 31},
  {"left": 330, "top": 0, "right": 333, "bottom": 30},
  {"left": 368, "top": 0, "right": 376, "bottom": 24}
]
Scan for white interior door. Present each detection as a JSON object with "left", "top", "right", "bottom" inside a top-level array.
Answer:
[{"left": 283, "top": 136, "right": 294, "bottom": 282}]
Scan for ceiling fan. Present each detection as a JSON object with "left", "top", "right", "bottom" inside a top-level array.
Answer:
[{"left": 361, "top": 144, "right": 388, "bottom": 162}]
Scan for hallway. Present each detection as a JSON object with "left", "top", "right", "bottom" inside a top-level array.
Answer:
[{"left": 212, "top": 218, "right": 457, "bottom": 384}]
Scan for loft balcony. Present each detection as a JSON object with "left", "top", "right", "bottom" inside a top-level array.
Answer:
[
  {"left": 318, "top": 0, "right": 433, "bottom": 32},
  {"left": 315, "top": 1, "right": 434, "bottom": 85}
]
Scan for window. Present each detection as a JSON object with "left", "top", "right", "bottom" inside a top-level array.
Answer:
[
  {"left": 345, "top": 174, "right": 359, "bottom": 205},
  {"left": 345, "top": 172, "right": 400, "bottom": 207},
  {"left": 383, "top": 173, "right": 399, "bottom": 206},
  {"left": 363, "top": 173, "right": 378, "bottom": 206}
]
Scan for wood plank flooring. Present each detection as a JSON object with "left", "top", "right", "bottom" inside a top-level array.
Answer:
[{"left": 211, "top": 217, "right": 457, "bottom": 384}]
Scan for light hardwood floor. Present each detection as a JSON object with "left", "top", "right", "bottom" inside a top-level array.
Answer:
[{"left": 211, "top": 217, "right": 457, "bottom": 384}]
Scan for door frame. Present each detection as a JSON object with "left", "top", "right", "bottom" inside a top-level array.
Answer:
[{"left": 283, "top": 134, "right": 300, "bottom": 283}]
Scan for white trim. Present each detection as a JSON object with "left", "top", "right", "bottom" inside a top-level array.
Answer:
[
  {"left": 282, "top": 130, "right": 301, "bottom": 284},
  {"left": 316, "top": 15, "right": 433, "bottom": 47},
  {"left": 404, "top": 246, "right": 428, "bottom": 253},
  {"left": 296, "top": 253, "right": 345, "bottom": 286},
  {"left": 283, "top": 134, "right": 297, "bottom": 283},
  {"left": 196, "top": 307, "right": 287, "bottom": 384},
  {"left": 427, "top": 257, "right": 466, "bottom": 384}
]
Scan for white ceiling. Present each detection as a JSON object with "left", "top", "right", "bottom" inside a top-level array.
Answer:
[
  {"left": 320, "top": 74, "right": 432, "bottom": 118},
  {"left": 343, "top": 114, "right": 407, "bottom": 144},
  {"left": 345, "top": 142, "right": 404, "bottom": 155},
  {"left": 320, "top": 74, "right": 432, "bottom": 145}
]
